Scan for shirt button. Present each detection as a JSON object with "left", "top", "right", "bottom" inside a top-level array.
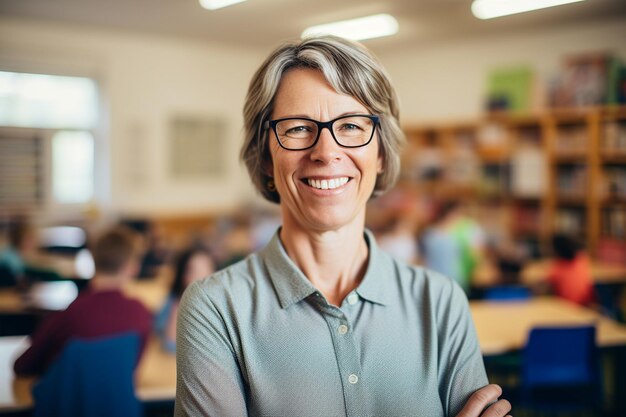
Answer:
[
  {"left": 348, "top": 374, "right": 359, "bottom": 384},
  {"left": 338, "top": 324, "right": 348, "bottom": 335},
  {"left": 347, "top": 293, "right": 358, "bottom": 305}
]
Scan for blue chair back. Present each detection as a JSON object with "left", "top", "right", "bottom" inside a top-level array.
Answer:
[
  {"left": 521, "top": 325, "right": 602, "bottom": 411},
  {"left": 484, "top": 285, "right": 531, "bottom": 301},
  {"left": 0, "top": 265, "right": 17, "bottom": 287},
  {"left": 32, "top": 332, "right": 142, "bottom": 417}
]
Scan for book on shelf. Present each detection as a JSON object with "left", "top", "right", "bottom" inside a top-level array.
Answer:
[
  {"left": 405, "top": 145, "right": 445, "bottom": 182},
  {"left": 480, "top": 164, "right": 510, "bottom": 196},
  {"left": 601, "top": 167, "right": 626, "bottom": 199},
  {"left": 485, "top": 66, "right": 534, "bottom": 113},
  {"left": 477, "top": 122, "right": 509, "bottom": 157},
  {"left": 512, "top": 204, "right": 542, "bottom": 234},
  {"left": 556, "top": 165, "right": 587, "bottom": 197},
  {"left": 603, "top": 121, "right": 626, "bottom": 153},
  {"left": 447, "top": 139, "right": 480, "bottom": 186},
  {"left": 602, "top": 207, "right": 625, "bottom": 239},
  {"left": 555, "top": 124, "right": 587, "bottom": 155},
  {"left": 555, "top": 208, "right": 585, "bottom": 235},
  {"left": 550, "top": 52, "right": 622, "bottom": 107},
  {"left": 511, "top": 141, "right": 546, "bottom": 198},
  {"left": 597, "top": 238, "right": 626, "bottom": 265}
]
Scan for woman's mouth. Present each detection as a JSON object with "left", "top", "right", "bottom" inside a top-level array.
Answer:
[{"left": 305, "top": 177, "right": 350, "bottom": 190}]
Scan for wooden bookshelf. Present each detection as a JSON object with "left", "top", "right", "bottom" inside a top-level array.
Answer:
[{"left": 401, "top": 106, "right": 626, "bottom": 259}]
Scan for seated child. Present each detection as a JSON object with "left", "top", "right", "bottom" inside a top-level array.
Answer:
[
  {"left": 548, "top": 234, "right": 595, "bottom": 306},
  {"left": 154, "top": 246, "right": 215, "bottom": 352},
  {"left": 0, "top": 217, "right": 37, "bottom": 286},
  {"left": 14, "top": 226, "right": 153, "bottom": 375}
]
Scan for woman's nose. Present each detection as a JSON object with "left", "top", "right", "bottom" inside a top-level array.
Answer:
[{"left": 309, "top": 127, "right": 342, "bottom": 163}]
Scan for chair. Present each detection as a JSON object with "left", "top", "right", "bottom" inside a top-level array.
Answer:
[
  {"left": 518, "top": 325, "right": 603, "bottom": 414},
  {"left": 24, "top": 266, "right": 65, "bottom": 283},
  {"left": 594, "top": 282, "right": 623, "bottom": 322},
  {"left": 32, "top": 332, "right": 142, "bottom": 417},
  {"left": 482, "top": 286, "right": 532, "bottom": 383},
  {"left": 484, "top": 285, "right": 531, "bottom": 301},
  {"left": 0, "top": 265, "right": 17, "bottom": 287}
]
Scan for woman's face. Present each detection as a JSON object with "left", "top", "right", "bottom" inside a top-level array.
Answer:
[
  {"left": 268, "top": 68, "right": 382, "bottom": 233},
  {"left": 183, "top": 253, "right": 215, "bottom": 287}
]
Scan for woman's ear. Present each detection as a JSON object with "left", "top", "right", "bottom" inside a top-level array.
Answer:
[
  {"left": 377, "top": 154, "right": 384, "bottom": 174},
  {"left": 261, "top": 134, "right": 274, "bottom": 177},
  {"left": 262, "top": 158, "right": 274, "bottom": 177}
]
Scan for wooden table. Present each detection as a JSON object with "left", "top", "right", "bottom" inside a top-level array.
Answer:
[
  {"left": 470, "top": 297, "right": 626, "bottom": 416},
  {"left": 473, "top": 259, "right": 626, "bottom": 288},
  {"left": 470, "top": 297, "right": 626, "bottom": 355},
  {"left": 0, "top": 335, "right": 176, "bottom": 412}
]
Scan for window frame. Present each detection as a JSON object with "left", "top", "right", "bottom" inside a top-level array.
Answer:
[{"left": 0, "top": 67, "right": 106, "bottom": 222}]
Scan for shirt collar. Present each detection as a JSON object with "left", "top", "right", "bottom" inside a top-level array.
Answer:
[
  {"left": 261, "top": 228, "right": 391, "bottom": 309},
  {"left": 356, "top": 229, "right": 390, "bottom": 306},
  {"left": 261, "top": 231, "right": 318, "bottom": 309}
]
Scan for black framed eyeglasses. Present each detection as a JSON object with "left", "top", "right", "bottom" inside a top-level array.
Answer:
[{"left": 264, "top": 114, "right": 380, "bottom": 151}]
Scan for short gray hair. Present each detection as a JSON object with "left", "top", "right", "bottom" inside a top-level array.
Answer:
[{"left": 241, "top": 35, "right": 405, "bottom": 203}]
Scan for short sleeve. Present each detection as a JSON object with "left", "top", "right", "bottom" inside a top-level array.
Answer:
[
  {"left": 174, "top": 281, "right": 247, "bottom": 417},
  {"left": 434, "top": 275, "right": 489, "bottom": 416}
]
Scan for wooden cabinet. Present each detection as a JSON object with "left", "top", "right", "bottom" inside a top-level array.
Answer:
[{"left": 401, "top": 106, "right": 626, "bottom": 259}]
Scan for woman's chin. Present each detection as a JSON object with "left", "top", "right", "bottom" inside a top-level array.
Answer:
[{"left": 297, "top": 208, "right": 363, "bottom": 234}]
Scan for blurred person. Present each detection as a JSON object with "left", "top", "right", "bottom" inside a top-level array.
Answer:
[
  {"left": 154, "top": 247, "right": 215, "bottom": 352},
  {"left": 0, "top": 216, "right": 38, "bottom": 285},
  {"left": 14, "top": 226, "right": 152, "bottom": 375},
  {"left": 138, "top": 222, "right": 172, "bottom": 279},
  {"left": 450, "top": 205, "right": 487, "bottom": 290},
  {"left": 121, "top": 219, "right": 172, "bottom": 279},
  {"left": 249, "top": 207, "right": 282, "bottom": 251},
  {"left": 490, "top": 238, "right": 527, "bottom": 285},
  {"left": 206, "top": 215, "right": 254, "bottom": 270},
  {"left": 548, "top": 233, "right": 595, "bottom": 306},
  {"left": 421, "top": 201, "right": 465, "bottom": 291},
  {"left": 175, "top": 36, "right": 510, "bottom": 417},
  {"left": 376, "top": 215, "right": 419, "bottom": 265}
]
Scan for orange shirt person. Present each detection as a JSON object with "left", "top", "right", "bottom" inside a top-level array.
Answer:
[{"left": 548, "top": 234, "right": 595, "bottom": 306}]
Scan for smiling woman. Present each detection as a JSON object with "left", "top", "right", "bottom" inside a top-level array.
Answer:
[
  {"left": 267, "top": 68, "right": 383, "bottom": 237},
  {"left": 175, "top": 36, "right": 511, "bottom": 417}
]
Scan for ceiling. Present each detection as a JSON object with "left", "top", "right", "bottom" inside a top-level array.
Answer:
[{"left": 1, "top": 0, "right": 625, "bottom": 52}]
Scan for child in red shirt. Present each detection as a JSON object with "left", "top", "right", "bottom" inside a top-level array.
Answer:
[{"left": 548, "top": 234, "right": 595, "bottom": 306}]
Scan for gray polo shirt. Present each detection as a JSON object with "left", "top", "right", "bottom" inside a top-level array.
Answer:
[{"left": 175, "top": 230, "right": 488, "bottom": 417}]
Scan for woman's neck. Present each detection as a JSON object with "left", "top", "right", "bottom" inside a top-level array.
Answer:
[{"left": 279, "top": 218, "right": 369, "bottom": 307}]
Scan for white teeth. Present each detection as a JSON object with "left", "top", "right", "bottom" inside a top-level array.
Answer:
[{"left": 307, "top": 177, "right": 348, "bottom": 190}]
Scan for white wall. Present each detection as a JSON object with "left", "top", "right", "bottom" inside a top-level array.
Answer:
[
  {"left": 1, "top": 16, "right": 625, "bottom": 217},
  {"left": 377, "top": 17, "right": 626, "bottom": 123},
  {"left": 0, "top": 17, "right": 265, "bottom": 218}
]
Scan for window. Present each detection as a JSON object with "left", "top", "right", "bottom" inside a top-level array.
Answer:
[
  {"left": 0, "top": 71, "right": 99, "bottom": 211},
  {"left": 52, "top": 131, "right": 94, "bottom": 204},
  {"left": 0, "top": 71, "right": 97, "bottom": 129}
]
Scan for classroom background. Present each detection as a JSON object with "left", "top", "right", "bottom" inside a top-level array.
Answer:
[{"left": 1, "top": 0, "right": 626, "bottom": 416}]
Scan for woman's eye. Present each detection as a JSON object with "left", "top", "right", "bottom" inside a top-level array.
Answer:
[
  {"left": 286, "top": 125, "right": 312, "bottom": 135},
  {"left": 339, "top": 123, "right": 361, "bottom": 131}
]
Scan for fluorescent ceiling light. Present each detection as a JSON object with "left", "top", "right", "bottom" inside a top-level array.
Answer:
[
  {"left": 199, "top": 0, "right": 247, "bottom": 11},
  {"left": 471, "top": 0, "right": 586, "bottom": 19},
  {"left": 302, "top": 13, "right": 399, "bottom": 41}
]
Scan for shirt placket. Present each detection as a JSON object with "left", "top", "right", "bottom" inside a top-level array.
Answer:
[{"left": 312, "top": 292, "right": 366, "bottom": 417}]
